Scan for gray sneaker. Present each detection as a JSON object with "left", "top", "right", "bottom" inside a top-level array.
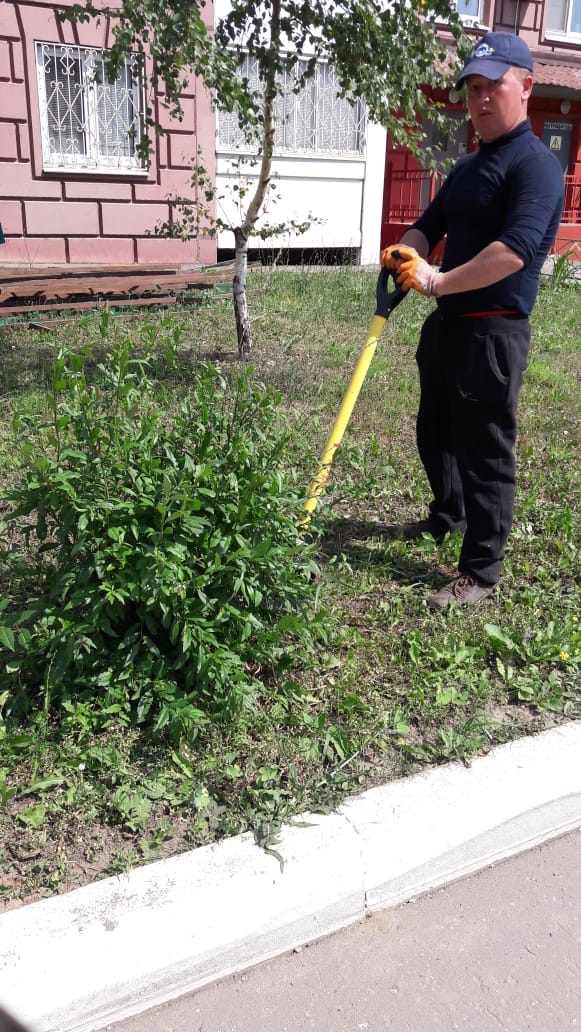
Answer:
[{"left": 428, "top": 574, "right": 494, "bottom": 610}]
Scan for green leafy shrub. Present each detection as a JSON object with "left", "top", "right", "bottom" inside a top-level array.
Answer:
[{"left": 0, "top": 343, "right": 320, "bottom": 737}]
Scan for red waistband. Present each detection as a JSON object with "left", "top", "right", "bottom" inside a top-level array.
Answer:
[{"left": 458, "top": 309, "right": 520, "bottom": 318}]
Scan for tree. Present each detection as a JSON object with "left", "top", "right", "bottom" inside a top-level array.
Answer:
[{"left": 68, "top": 0, "right": 466, "bottom": 355}]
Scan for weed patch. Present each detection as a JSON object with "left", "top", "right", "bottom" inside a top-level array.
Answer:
[
  {"left": 0, "top": 268, "right": 579, "bottom": 908},
  {"left": 1, "top": 339, "right": 322, "bottom": 737}
]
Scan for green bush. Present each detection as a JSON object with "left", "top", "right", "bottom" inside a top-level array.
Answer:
[{"left": 0, "top": 343, "right": 321, "bottom": 737}]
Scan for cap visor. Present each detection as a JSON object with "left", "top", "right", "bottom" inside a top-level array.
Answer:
[{"left": 455, "top": 57, "right": 510, "bottom": 88}]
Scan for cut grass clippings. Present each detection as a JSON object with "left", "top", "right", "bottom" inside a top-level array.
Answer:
[{"left": 0, "top": 266, "right": 579, "bottom": 909}]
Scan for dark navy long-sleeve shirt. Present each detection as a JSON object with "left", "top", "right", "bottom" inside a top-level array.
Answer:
[{"left": 413, "top": 119, "right": 564, "bottom": 316}]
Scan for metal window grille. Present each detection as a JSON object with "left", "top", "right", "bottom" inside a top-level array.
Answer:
[
  {"left": 35, "top": 42, "right": 145, "bottom": 172},
  {"left": 218, "top": 55, "right": 366, "bottom": 155}
]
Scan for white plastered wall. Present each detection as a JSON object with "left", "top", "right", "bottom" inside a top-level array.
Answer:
[{"left": 214, "top": 0, "right": 387, "bottom": 263}]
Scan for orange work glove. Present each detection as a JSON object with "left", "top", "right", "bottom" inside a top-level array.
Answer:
[
  {"left": 380, "top": 244, "right": 419, "bottom": 269},
  {"left": 396, "top": 255, "right": 441, "bottom": 297}
]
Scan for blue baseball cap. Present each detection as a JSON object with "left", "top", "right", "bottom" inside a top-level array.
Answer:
[{"left": 455, "top": 32, "right": 534, "bottom": 88}]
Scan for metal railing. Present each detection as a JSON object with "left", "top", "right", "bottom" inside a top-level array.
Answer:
[
  {"left": 563, "top": 175, "right": 581, "bottom": 223},
  {"left": 384, "top": 167, "right": 435, "bottom": 222},
  {"left": 385, "top": 168, "right": 581, "bottom": 226}
]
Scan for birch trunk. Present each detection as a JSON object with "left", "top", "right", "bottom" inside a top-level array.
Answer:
[
  {"left": 232, "top": 0, "right": 280, "bottom": 358},
  {"left": 233, "top": 226, "right": 252, "bottom": 357}
]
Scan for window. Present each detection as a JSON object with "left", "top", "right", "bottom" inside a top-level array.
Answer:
[
  {"left": 35, "top": 42, "right": 145, "bottom": 173},
  {"left": 456, "top": 0, "right": 481, "bottom": 18},
  {"left": 218, "top": 56, "right": 366, "bottom": 156},
  {"left": 436, "top": 1, "right": 484, "bottom": 30},
  {"left": 547, "top": 0, "right": 581, "bottom": 35}
]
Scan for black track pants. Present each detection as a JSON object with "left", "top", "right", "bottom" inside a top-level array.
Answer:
[{"left": 415, "top": 310, "right": 531, "bottom": 586}]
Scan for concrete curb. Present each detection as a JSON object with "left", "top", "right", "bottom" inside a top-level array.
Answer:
[{"left": 1, "top": 721, "right": 580, "bottom": 1032}]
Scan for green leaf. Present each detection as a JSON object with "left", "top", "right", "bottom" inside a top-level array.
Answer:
[
  {"left": 17, "top": 804, "right": 47, "bottom": 829},
  {"left": 19, "top": 774, "right": 66, "bottom": 796},
  {"left": 182, "top": 624, "right": 193, "bottom": 653},
  {"left": 0, "top": 627, "right": 15, "bottom": 652},
  {"left": 484, "top": 624, "right": 519, "bottom": 652}
]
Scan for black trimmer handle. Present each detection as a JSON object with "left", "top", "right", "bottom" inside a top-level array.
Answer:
[{"left": 375, "top": 266, "right": 406, "bottom": 319}]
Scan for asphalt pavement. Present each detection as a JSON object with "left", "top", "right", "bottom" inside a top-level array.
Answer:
[{"left": 108, "top": 828, "right": 581, "bottom": 1032}]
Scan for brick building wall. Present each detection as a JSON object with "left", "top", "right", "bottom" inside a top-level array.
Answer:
[{"left": 0, "top": 0, "right": 217, "bottom": 266}]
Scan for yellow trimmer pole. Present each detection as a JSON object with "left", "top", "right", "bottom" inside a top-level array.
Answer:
[
  {"left": 301, "top": 267, "right": 405, "bottom": 529},
  {"left": 301, "top": 314, "right": 386, "bottom": 527}
]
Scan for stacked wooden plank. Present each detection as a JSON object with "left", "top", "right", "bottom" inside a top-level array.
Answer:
[{"left": 0, "top": 264, "right": 233, "bottom": 321}]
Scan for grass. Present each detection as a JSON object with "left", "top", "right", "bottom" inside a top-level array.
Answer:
[{"left": 0, "top": 267, "right": 579, "bottom": 908}]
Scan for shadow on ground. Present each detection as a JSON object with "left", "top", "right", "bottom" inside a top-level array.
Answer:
[{"left": 316, "top": 517, "right": 450, "bottom": 587}]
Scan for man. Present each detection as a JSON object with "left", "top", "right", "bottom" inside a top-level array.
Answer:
[{"left": 382, "top": 31, "right": 564, "bottom": 610}]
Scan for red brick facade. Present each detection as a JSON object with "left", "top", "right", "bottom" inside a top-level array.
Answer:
[{"left": 0, "top": 0, "right": 217, "bottom": 266}]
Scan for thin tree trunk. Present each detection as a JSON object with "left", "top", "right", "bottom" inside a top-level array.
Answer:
[
  {"left": 232, "top": 0, "right": 280, "bottom": 358},
  {"left": 233, "top": 226, "right": 252, "bottom": 357}
]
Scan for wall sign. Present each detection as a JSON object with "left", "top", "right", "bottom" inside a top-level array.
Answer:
[{"left": 541, "top": 119, "right": 573, "bottom": 173}]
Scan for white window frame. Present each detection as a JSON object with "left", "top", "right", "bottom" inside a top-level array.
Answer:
[
  {"left": 218, "top": 55, "right": 366, "bottom": 158},
  {"left": 436, "top": 0, "right": 486, "bottom": 29},
  {"left": 35, "top": 41, "right": 147, "bottom": 174},
  {"left": 455, "top": 0, "right": 483, "bottom": 22},
  {"left": 545, "top": 0, "right": 581, "bottom": 41}
]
